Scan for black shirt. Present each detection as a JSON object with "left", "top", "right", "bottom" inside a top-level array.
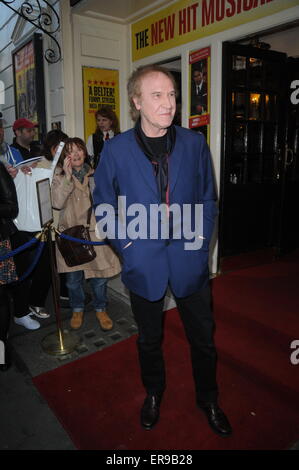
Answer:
[
  {"left": 11, "top": 140, "right": 32, "bottom": 160},
  {"left": 143, "top": 134, "right": 167, "bottom": 156}
]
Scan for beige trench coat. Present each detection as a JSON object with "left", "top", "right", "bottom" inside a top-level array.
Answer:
[{"left": 51, "top": 166, "right": 121, "bottom": 278}]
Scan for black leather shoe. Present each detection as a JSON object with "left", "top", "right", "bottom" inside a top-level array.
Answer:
[
  {"left": 141, "top": 394, "right": 162, "bottom": 430},
  {"left": 198, "top": 402, "right": 232, "bottom": 437}
]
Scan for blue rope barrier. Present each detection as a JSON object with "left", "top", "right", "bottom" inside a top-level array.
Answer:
[
  {"left": 17, "top": 240, "right": 46, "bottom": 283},
  {"left": 0, "top": 229, "right": 107, "bottom": 286},
  {"left": 58, "top": 232, "right": 108, "bottom": 245},
  {"left": 0, "top": 236, "right": 39, "bottom": 262}
]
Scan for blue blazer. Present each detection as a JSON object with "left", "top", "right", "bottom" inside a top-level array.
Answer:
[{"left": 93, "top": 126, "right": 217, "bottom": 301}]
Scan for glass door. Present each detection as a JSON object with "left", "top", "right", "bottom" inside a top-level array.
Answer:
[
  {"left": 277, "top": 57, "right": 299, "bottom": 255},
  {"left": 219, "top": 42, "right": 288, "bottom": 266}
]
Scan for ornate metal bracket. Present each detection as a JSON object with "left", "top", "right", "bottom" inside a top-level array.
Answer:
[{"left": 1, "top": 0, "right": 61, "bottom": 63}]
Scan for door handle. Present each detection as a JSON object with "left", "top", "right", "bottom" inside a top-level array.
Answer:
[{"left": 285, "top": 146, "right": 294, "bottom": 167}]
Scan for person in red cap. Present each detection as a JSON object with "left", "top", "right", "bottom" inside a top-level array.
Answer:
[
  {"left": 10, "top": 117, "right": 51, "bottom": 330},
  {"left": 0, "top": 113, "right": 23, "bottom": 178},
  {"left": 11, "top": 118, "right": 38, "bottom": 160}
]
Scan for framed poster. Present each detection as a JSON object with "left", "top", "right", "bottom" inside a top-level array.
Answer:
[
  {"left": 189, "top": 47, "right": 211, "bottom": 144},
  {"left": 36, "top": 178, "right": 53, "bottom": 227},
  {"left": 82, "top": 67, "right": 120, "bottom": 140},
  {"left": 12, "top": 33, "right": 46, "bottom": 140}
]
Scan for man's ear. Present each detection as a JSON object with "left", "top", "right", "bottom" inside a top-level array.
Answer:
[{"left": 132, "top": 96, "right": 141, "bottom": 111}]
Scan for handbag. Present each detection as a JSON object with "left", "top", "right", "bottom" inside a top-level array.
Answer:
[
  {"left": 0, "top": 238, "right": 18, "bottom": 285},
  {"left": 56, "top": 198, "right": 96, "bottom": 267}
]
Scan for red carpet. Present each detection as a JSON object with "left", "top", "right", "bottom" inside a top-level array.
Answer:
[{"left": 33, "top": 256, "right": 299, "bottom": 450}]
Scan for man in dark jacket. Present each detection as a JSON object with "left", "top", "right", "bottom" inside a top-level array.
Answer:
[
  {"left": 191, "top": 68, "right": 207, "bottom": 115},
  {"left": 11, "top": 118, "right": 37, "bottom": 160},
  {"left": 0, "top": 113, "right": 23, "bottom": 178},
  {"left": 93, "top": 65, "right": 232, "bottom": 437},
  {"left": 0, "top": 161, "right": 19, "bottom": 370}
]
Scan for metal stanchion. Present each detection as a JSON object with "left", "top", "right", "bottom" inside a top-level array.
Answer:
[{"left": 41, "top": 225, "right": 79, "bottom": 355}]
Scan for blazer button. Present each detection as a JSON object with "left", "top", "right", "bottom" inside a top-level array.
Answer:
[{"left": 165, "top": 240, "right": 170, "bottom": 246}]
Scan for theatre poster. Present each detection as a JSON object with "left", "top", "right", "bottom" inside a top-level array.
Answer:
[
  {"left": 189, "top": 46, "right": 211, "bottom": 143},
  {"left": 12, "top": 33, "right": 46, "bottom": 140},
  {"left": 82, "top": 67, "right": 120, "bottom": 140}
]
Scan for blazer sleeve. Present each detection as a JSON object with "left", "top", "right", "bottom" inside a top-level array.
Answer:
[
  {"left": 93, "top": 142, "right": 125, "bottom": 255},
  {"left": 198, "top": 137, "right": 218, "bottom": 250},
  {"left": 0, "top": 162, "right": 18, "bottom": 220}
]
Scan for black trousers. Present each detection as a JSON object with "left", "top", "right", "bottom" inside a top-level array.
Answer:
[
  {"left": 9, "top": 231, "right": 51, "bottom": 318},
  {"left": 130, "top": 285, "right": 218, "bottom": 404},
  {"left": 0, "top": 286, "right": 11, "bottom": 343}
]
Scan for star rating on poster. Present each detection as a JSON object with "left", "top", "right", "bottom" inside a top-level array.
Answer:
[{"left": 87, "top": 80, "right": 115, "bottom": 86}]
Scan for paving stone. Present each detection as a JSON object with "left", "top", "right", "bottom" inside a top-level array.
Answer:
[
  {"left": 116, "top": 318, "right": 128, "bottom": 325},
  {"left": 84, "top": 330, "right": 96, "bottom": 338},
  {"left": 10, "top": 289, "right": 137, "bottom": 376},
  {"left": 127, "top": 325, "right": 138, "bottom": 334},
  {"left": 75, "top": 344, "right": 89, "bottom": 354},
  {"left": 57, "top": 353, "right": 75, "bottom": 362},
  {"left": 93, "top": 339, "right": 107, "bottom": 348},
  {"left": 109, "top": 332, "right": 122, "bottom": 341}
]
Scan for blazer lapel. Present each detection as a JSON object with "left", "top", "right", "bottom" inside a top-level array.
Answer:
[
  {"left": 169, "top": 131, "right": 183, "bottom": 195},
  {"left": 129, "top": 134, "right": 159, "bottom": 199}
]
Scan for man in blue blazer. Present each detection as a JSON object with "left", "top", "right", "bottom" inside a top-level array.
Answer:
[{"left": 93, "top": 65, "right": 232, "bottom": 437}]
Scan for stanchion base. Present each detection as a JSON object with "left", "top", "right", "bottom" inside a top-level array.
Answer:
[{"left": 41, "top": 330, "right": 80, "bottom": 356}]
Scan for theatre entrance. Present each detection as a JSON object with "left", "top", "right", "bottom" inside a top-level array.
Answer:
[{"left": 219, "top": 37, "right": 299, "bottom": 271}]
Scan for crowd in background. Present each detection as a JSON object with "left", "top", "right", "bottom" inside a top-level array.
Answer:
[{"left": 0, "top": 106, "right": 120, "bottom": 370}]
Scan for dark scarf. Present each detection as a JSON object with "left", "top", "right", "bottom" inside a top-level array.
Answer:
[
  {"left": 72, "top": 163, "right": 90, "bottom": 184},
  {"left": 134, "top": 119, "right": 176, "bottom": 204}
]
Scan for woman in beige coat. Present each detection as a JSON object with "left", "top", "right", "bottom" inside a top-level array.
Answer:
[{"left": 52, "top": 137, "right": 121, "bottom": 330}]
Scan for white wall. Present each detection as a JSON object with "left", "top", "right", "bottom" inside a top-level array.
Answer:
[
  {"left": 71, "top": 14, "right": 130, "bottom": 138},
  {"left": 45, "top": 0, "right": 66, "bottom": 133}
]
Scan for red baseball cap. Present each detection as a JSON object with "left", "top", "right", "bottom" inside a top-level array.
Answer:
[{"left": 13, "top": 118, "right": 38, "bottom": 131}]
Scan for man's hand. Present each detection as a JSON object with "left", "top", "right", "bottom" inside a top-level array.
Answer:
[
  {"left": 21, "top": 161, "right": 39, "bottom": 175},
  {"left": 6, "top": 165, "right": 18, "bottom": 179},
  {"left": 21, "top": 166, "right": 33, "bottom": 175},
  {"left": 196, "top": 105, "right": 204, "bottom": 114}
]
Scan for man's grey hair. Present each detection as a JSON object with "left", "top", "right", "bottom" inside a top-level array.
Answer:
[{"left": 127, "top": 64, "right": 177, "bottom": 121}]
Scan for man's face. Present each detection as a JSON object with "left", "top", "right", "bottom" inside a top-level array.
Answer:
[
  {"left": 193, "top": 70, "right": 203, "bottom": 85},
  {"left": 16, "top": 127, "right": 35, "bottom": 146},
  {"left": 133, "top": 72, "right": 176, "bottom": 137},
  {"left": 0, "top": 126, "right": 4, "bottom": 145}
]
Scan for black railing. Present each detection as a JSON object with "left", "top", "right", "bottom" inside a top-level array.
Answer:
[{"left": 1, "top": 0, "right": 61, "bottom": 63}]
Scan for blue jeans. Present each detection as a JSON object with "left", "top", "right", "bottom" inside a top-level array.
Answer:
[{"left": 65, "top": 271, "right": 108, "bottom": 312}]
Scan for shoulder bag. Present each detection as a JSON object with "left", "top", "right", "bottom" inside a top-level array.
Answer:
[{"left": 56, "top": 195, "right": 96, "bottom": 267}]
